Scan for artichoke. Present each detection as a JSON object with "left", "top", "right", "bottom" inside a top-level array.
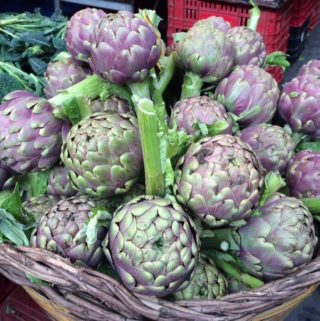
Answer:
[
  {"left": 65, "top": 8, "right": 107, "bottom": 63},
  {"left": 238, "top": 124, "right": 295, "bottom": 174},
  {"left": 193, "top": 16, "right": 231, "bottom": 33},
  {"left": 173, "top": 254, "right": 227, "bottom": 300},
  {"left": 227, "top": 27, "right": 266, "bottom": 66},
  {"left": 174, "top": 135, "right": 263, "bottom": 227},
  {"left": 215, "top": 65, "right": 279, "bottom": 127},
  {"left": 297, "top": 59, "right": 320, "bottom": 77},
  {"left": 104, "top": 195, "right": 200, "bottom": 296},
  {"left": 278, "top": 74, "right": 320, "bottom": 138},
  {"left": 89, "top": 11, "right": 161, "bottom": 85},
  {"left": 286, "top": 150, "right": 320, "bottom": 198},
  {"left": 23, "top": 195, "right": 59, "bottom": 222},
  {"left": 44, "top": 57, "right": 89, "bottom": 98},
  {"left": 171, "top": 95, "right": 232, "bottom": 136},
  {"left": 0, "top": 164, "right": 15, "bottom": 190},
  {"left": 31, "top": 196, "right": 112, "bottom": 268},
  {"left": 0, "top": 91, "right": 69, "bottom": 174},
  {"left": 175, "top": 23, "right": 234, "bottom": 83},
  {"left": 47, "top": 166, "right": 77, "bottom": 198},
  {"left": 61, "top": 111, "right": 142, "bottom": 198},
  {"left": 88, "top": 96, "right": 130, "bottom": 114},
  {"left": 238, "top": 193, "right": 317, "bottom": 281}
]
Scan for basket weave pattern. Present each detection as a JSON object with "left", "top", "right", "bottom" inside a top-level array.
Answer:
[{"left": 0, "top": 244, "right": 319, "bottom": 321}]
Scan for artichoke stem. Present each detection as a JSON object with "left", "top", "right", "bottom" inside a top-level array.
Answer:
[
  {"left": 75, "top": 95, "right": 91, "bottom": 120},
  {"left": 247, "top": 0, "right": 261, "bottom": 31},
  {"left": 201, "top": 228, "right": 240, "bottom": 253},
  {"left": 207, "top": 252, "right": 264, "bottom": 289},
  {"left": 49, "top": 74, "right": 106, "bottom": 110},
  {"left": 155, "top": 54, "right": 177, "bottom": 95},
  {"left": 128, "top": 81, "right": 151, "bottom": 100},
  {"left": 180, "top": 72, "right": 203, "bottom": 99},
  {"left": 135, "top": 98, "right": 166, "bottom": 197}
]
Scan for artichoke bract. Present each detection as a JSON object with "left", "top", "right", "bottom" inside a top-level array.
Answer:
[
  {"left": 171, "top": 96, "right": 232, "bottom": 136},
  {"left": 238, "top": 193, "right": 317, "bottom": 281},
  {"left": 0, "top": 91, "right": 69, "bottom": 174},
  {"left": 31, "top": 196, "right": 111, "bottom": 268},
  {"left": 44, "top": 57, "right": 90, "bottom": 98},
  {"left": 176, "top": 23, "right": 234, "bottom": 84},
  {"left": 215, "top": 65, "right": 279, "bottom": 127},
  {"left": 297, "top": 59, "right": 320, "bottom": 77},
  {"left": 0, "top": 165, "right": 15, "bottom": 190},
  {"left": 105, "top": 195, "right": 200, "bottom": 297},
  {"left": 239, "top": 124, "right": 295, "bottom": 174},
  {"left": 278, "top": 74, "right": 320, "bottom": 138},
  {"left": 23, "top": 195, "right": 59, "bottom": 222},
  {"left": 89, "top": 11, "right": 161, "bottom": 85},
  {"left": 173, "top": 255, "right": 227, "bottom": 300},
  {"left": 227, "top": 27, "right": 266, "bottom": 66},
  {"left": 65, "top": 8, "right": 107, "bottom": 63},
  {"left": 174, "top": 135, "right": 263, "bottom": 227},
  {"left": 47, "top": 166, "right": 77, "bottom": 198},
  {"left": 61, "top": 111, "right": 142, "bottom": 198},
  {"left": 88, "top": 96, "right": 130, "bottom": 114},
  {"left": 193, "top": 16, "right": 231, "bottom": 33},
  {"left": 286, "top": 150, "right": 320, "bottom": 198}
]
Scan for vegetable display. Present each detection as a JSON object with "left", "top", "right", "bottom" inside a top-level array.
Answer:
[{"left": 0, "top": 2, "right": 320, "bottom": 306}]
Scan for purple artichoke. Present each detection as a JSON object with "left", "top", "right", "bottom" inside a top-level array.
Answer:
[
  {"left": 89, "top": 11, "right": 161, "bottom": 85},
  {"left": 0, "top": 164, "right": 15, "bottom": 190},
  {"left": 239, "top": 124, "right": 295, "bottom": 174},
  {"left": 104, "top": 195, "right": 200, "bottom": 296},
  {"left": 215, "top": 65, "right": 279, "bottom": 127},
  {"left": 0, "top": 91, "right": 69, "bottom": 174},
  {"left": 171, "top": 96, "right": 232, "bottom": 136},
  {"left": 65, "top": 8, "right": 107, "bottom": 63},
  {"left": 47, "top": 166, "right": 77, "bottom": 198},
  {"left": 31, "top": 196, "right": 111, "bottom": 268},
  {"left": 193, "top": 16, "right": 231, "bottom": 33},
  {"left": 175, "top": 23, "right": 234, "bottom": 83},
  {"left": 88, "top": 96, "right": 130, "bottom": 114},
  {"left": 227, "top": 27, "right": 266, "bottom": 66},
  {"left": 44, "top": 57, "right": 90, "bottom": 98},
  {"left": 174, "top": 135, "right": 263, "bottom": 227},
  {"left": 278, "top": 74, "right": 320, "bottom": 138},
  {"left": 286, "top": 150, "right": 320, "bottom": 198},
  {"left": 297, "top": 59, "right": 320, "bottom": 77},
  {"left": 238, "top": 193, "right": 317, "bottom": 281}
]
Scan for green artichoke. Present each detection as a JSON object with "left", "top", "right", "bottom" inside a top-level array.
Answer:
[
  {"left": 31, "top": 196, "right": 112, "bottom": 268},
  {"left": 238, "top": 193, "right": 317, "bottom": 281},
  {"left": 47, "top": 165, "right": 77, "bottom": 198},
  {"left": 173, "top": 254, "right": 227, "bottom": 300},
  {"left": 176, "top": 23, "right": 234, "bottom": 83},
  {"left": 104, "top": 195, "right": 200, "bottom": 297},
  {"left": 174, "top": 135, "right": 263, "bottom": 227},
  {"left": 61, "top": 111, "right": 142, "bottom": 198},
  {"left": 88, "top": 96, "right": 130, "bottom": 114},
  {"left": 22, "top": 195, "right": 59, "bottom": 222}
]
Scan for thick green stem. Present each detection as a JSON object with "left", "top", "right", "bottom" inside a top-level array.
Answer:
[
  {"left": 49, "top": 74, "right": 106, "bottom": 110},
  {"left": 201, "top": 229, "right": 240, "bottom": 253},
  {"left": 247, "top": 0, "right": 261, "bottom": 31},
  {"left": 155, "top": 55, "right": 176, "bottom": 95},
  {"left": 75, "top": 96, "right": 91, "bottom": 120},
  {"left": 135, "top": 98, "right": 165, "bottom": 196},
  {"left": 128, "top": 81, "right": 151, "bottom": 100},
  {"left": 207, "top": 252, "right": 264, "bottom": 289},
  {"left": 180, "top": 72, "right": 203, "bottom": 99}
]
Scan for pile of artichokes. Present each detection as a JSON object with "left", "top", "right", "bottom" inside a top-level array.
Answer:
[{"left": 0, "top": 4, "right": 319, "bottom": 302}]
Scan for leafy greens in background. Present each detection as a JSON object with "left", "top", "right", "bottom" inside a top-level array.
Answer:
[{"left": 0, "top": 9, "right": 67, "bottom": 101}]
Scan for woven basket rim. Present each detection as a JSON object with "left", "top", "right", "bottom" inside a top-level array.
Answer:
[{"left": 0, "top": 243, "right": 319, "bottom": 321}]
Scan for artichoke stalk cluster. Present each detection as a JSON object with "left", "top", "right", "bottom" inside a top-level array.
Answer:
[{"left": 1, "top": 5, "right": 318, "bottom": 303}]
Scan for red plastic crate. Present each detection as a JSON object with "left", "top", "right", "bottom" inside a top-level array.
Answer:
[
  {"left": 0, "top": 287, "right": 51, "bottom": 321},
  {"left": 167, "top": 0, "right": 293, "bottom": 55},
  {"left": 0, "top": 275, "right": 16, "bottom": 303},
  {"left": 291, "top": 0, "right": 313, "bottom": 27}
]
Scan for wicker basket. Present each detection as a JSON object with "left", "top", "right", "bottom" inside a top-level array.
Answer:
[{"left": 0, "top": 244, "right": 319, "bottom": 321}]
